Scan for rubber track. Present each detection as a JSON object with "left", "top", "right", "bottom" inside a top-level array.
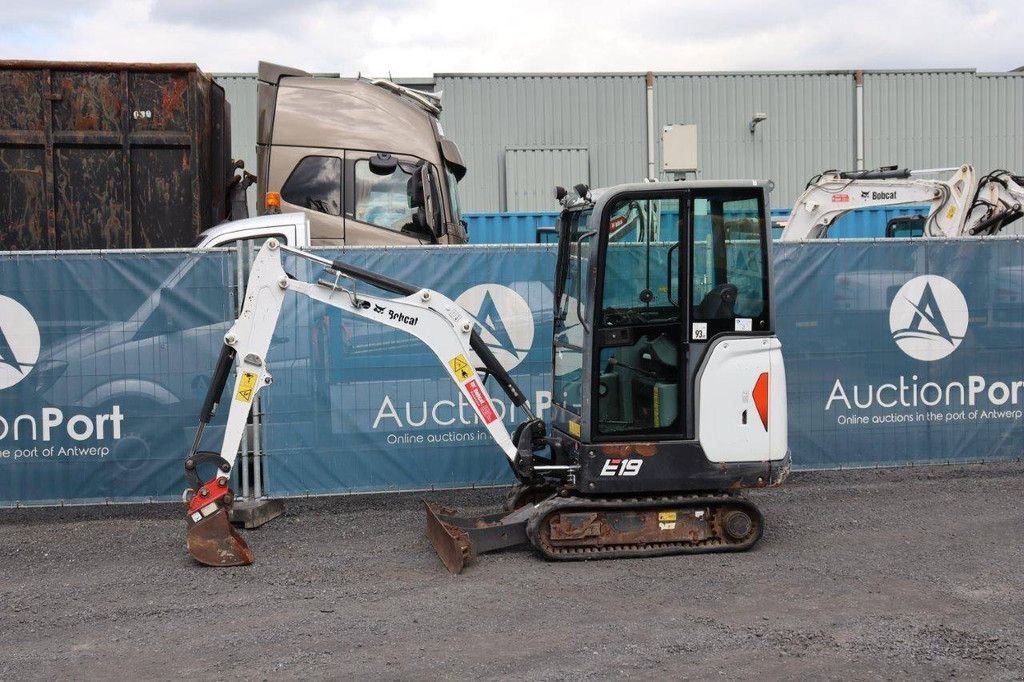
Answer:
[{"left": 525, "top": 493, "right": 763, "bottom": 561}]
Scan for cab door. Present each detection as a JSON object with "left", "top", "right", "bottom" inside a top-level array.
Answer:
[
  {"left": 342, "top": 152, "right": 438, "bottom": 246},
  {"left": 589, "top": 187, "right": 774, "bottom": 445},
  {"left": 687, "top": 189, "right": 776, "bottom": 463},
  {"left": 591, "top": 192, "right": 689, "bottom": 440}
]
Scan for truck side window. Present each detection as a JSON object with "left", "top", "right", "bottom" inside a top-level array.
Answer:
[
  {"left": 281, "top": 156, "right": 341, "bottom": 216},
  {"left": 353, "top": 160, "right": 416, "bottom": 232}
]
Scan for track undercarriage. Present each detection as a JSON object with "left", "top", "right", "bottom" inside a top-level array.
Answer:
[{"left": 424, "top": 488, "right": 763, "bottom": 573}]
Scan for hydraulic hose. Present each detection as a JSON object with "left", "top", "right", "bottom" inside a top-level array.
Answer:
[{"left": 199, "top": 345, "right": 237, "bottom": 423}]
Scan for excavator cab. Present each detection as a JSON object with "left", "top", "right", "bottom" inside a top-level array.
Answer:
[{"left": 543, "top": 182, "right": 788, "bottom": 497}]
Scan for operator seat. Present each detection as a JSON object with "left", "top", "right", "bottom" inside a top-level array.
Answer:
[{"left": 696, "top": 283, "right": 738, "bottom": 320}]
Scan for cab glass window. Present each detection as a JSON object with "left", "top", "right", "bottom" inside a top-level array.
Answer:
[
  {"left": 691, "top": 193, "right": 767, "bottom": 321},
  {"left": 353, "top": 161, "right": 416, "bottom": 232},
  {"left": 596, "top": 197, "right": 683, "bottom": 437},
  {"left": 552, "top": 209, "right": 592, "bottom": 412},
  {"left": 445, "top": 167, "right": 462, "bottom": 222},
  {"left": 445, "top": 167, "right": 467, "bottom": 241},
  {"left": 600, "top": 197, "right": 682, "bottom": 326},
  {"left": 281, "top": 156, "right": 341, "bottom": 215}
]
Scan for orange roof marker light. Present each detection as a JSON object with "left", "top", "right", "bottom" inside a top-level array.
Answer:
[{"left": 265, "top": 192, "right": 282, "bottom": 214}]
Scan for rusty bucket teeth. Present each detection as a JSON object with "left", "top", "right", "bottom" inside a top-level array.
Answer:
[
  {"left": 424, "top": 501, "right": 474, "bottom": 574},
  {"left": 186, "top": 507, "right": 254, "bottom": 567}
]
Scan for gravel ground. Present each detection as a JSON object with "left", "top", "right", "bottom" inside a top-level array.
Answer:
[{"left": 1, "top": 461, "right": 1022, "bottom": 680}]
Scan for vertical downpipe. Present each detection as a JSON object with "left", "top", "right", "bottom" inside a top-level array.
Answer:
[
  {"left": 854, "top": 70, "right": 865, "bottom": 171},
  {"left": 645, "top": 71, "right": 656, "bottom": 180}
]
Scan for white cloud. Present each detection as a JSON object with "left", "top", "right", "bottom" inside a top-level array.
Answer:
[{"left": 2, "top": 0, "right": 1021, "bottom": 74}]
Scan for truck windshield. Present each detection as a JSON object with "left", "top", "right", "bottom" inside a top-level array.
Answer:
[
  {"left": 446, "top": 167, "right": 463, "bottom": 223},
  {"left": 445, "top": 166, "right": 468, "bottom": 240}
]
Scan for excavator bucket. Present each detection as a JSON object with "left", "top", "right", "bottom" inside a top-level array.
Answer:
[
  {"left": 184, "top": 452, "right": 254, "bottom": 567},
  {"left": 186, "top": 506, "right": 254, "bottom": 567},
  {"left": 423, "top": 500, "right": 531, "bottom": 574}
]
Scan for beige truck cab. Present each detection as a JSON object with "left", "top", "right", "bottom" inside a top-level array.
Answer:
[{"left": 256, "top": 62, "right": 468, "bottom": 246}]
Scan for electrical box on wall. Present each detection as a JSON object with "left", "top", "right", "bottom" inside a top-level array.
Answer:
[{"left": 662, "top": 124, "right": 699, "bottom": 174}]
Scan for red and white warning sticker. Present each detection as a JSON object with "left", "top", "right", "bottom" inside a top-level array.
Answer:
[
  {"left": 465, "top": 379, "right": 498, "bottom": 424},
  {"left": 831, "top": 193, "right": 850, "bottom": 203}
]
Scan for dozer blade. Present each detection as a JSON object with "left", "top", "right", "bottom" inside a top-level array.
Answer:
[
  {"left": 424, "top": 502, "right": 473, "bottom": 573},
  {"left": 187, "top": 507, "right": 255, "bottom": 567},
  {"left": 424, "top": 500, "right": 532, "bottom": 574}
]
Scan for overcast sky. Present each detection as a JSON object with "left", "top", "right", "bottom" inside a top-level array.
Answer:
[{"left": 4, "top": 0, "right": 1022, "bottom": 76}]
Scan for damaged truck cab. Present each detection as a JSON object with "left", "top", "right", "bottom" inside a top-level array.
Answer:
[{"left": 257, "top": 62, "right": 468, "bottom": 246}]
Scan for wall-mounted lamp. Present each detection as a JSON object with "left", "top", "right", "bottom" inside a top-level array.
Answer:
[{"left": 749, "top": 112, "right": 768, "bottom": 134}]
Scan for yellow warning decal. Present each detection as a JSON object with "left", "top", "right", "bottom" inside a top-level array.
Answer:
[
  {"left": 448, "top": 354, "right": 474, "bottom": 382},
  {"left": 568, "top": 420, "right": 581, "bottom": 438},
  {"left": 235, "top": 372, "right": 258, "bottom": 402},
  {"left": 946, "top": 205, "right": 957, "bottom": 220},
  {"left": 658, "top": 511, "right": 678, "bottom": 523}
]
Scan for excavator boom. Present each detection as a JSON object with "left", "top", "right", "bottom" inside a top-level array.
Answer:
[
  {"left": 183, "top": 240, "right": 534, "bottom": 567},
  {"left": 781, "top": 164, "right": 1024, "bottom": 240},
  {"left": 782, "top": 165, "right": 976, "bottom": 240}
]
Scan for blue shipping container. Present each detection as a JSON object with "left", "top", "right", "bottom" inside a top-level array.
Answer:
[{"left": 466, "top": 207, "right": 933, "bottom": 244}]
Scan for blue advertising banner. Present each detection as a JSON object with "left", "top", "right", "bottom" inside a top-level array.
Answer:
[
  {"left": 260, "top": 245, "right": 557, "bottom": 496},
  {"left": 774, "top": 238, "right": 1024, "bottom": 467},
  {"left": 0, "top": 251, "right": 234, "bottom": 505},
  {"left": 2, "top": 238, "right": 1022, "bottom": 505}
]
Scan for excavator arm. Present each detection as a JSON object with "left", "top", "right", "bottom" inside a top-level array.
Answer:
[
  {"left": 183, "top": 239, "right": 542, "bottom": 567},
  {"left": 965, "top": 170, "right": 1024, "bottom": 235},
  {"left": 782, "top": 165, "right": 977, "bottom": 240}
]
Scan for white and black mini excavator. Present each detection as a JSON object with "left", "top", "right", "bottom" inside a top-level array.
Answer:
[
  {"left": 183, "top": 181, "right": 790, "bottom": 572},
  {"left": 780, "top": 164, "right": 1024, "bottom": 240}
]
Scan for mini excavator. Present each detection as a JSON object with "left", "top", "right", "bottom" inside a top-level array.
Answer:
[
  {"left": 781, "top": 164, "right": 1024, "bottom": 240},
  {"left": 183, "top": 180, "right": 790, "bottom": 572}
]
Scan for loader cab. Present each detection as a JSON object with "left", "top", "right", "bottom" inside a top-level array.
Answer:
[
  {"left": 256, "top": 62, "right": 468, "bottom": 246},
  {"left": 549, "top": 182, "right": 784, "bottom": 494}
]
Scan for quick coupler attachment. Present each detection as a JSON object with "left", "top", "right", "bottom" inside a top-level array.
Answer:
[
  {"left": 184, "top": 453, "right": 253, "bottom": 567},
  {"left": 423, "top": 501, "right": 530, "bottom": 574}
]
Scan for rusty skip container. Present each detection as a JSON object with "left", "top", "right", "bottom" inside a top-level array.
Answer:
[{"left": 0, "top": 60, "right": 232, "bottom": 250}]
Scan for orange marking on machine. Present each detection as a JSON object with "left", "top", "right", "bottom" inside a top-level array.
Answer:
[{"left": 752, "top": 372, "right": 769, "bottom": 430}]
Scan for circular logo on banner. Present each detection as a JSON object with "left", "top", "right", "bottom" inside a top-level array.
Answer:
[
  {"left": 889, "top": 275, "right": 968, "bottom": 362},
  {"left": 456, "top": 284, "right": 535, "bottom": 371},
  {"left": 0, "top": 295, "right": 42, "bottom": 390}
]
